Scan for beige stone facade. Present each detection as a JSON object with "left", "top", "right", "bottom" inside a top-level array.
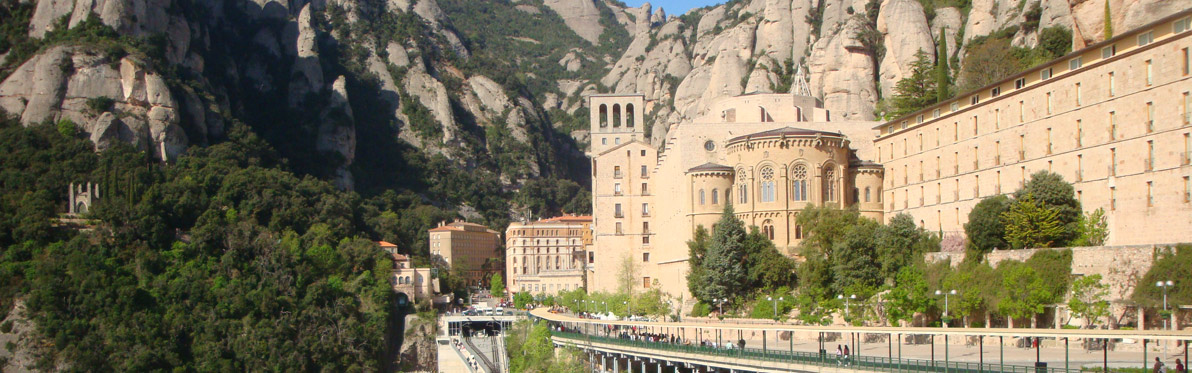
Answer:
[
  {"left": 588, "top": 93, "right": 881, "bottom": 299},
  {"left": 875, "top": 11, "right": 1192, "bottom": 246},
  {"left": 505, "top": 215, "right": 592, "bottom": 296},
  {"left": 428, "top": 221, "right": 501, "bottom": 285},
  {"left": 380, "top": 241, "right": 437, "bottom": 301}
]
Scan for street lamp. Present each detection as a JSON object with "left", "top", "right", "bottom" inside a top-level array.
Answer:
[
  {"left": 767, "top": 296, "right": 784, "bottom": 320},
  {"left": 602, "top": 301, "right": 608, "bottom": 315},
  {"left": 623, "top": 300, "right": 631, "bottom": 318},
  {"left": 1157, "top": 280, "right": 1174, "bottom": 330},
  {"left": 837, "top": 294, "right": 856, "bottom": 319},
  {"left": 936, "top": 289, "right": 957, "bottom": 327},
  {"left": 717, "top": 298, "right": 728, "bottom": 316}
]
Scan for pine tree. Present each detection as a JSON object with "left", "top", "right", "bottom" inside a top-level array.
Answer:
[
  {"left": 935, "top": 32, "right": 952, "bottom": 103},
  {"left": 1001, "top": 194, "right": 1065, "bottom": 249},
  {"left": 702, "top": 204, "right": 747, "bottom": 305},
  {"left": 889, "top": 51, "right": 938, "bottom": 118}
]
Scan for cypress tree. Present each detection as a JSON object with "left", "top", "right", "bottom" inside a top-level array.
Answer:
[
  {"left": 1103, "top": 0, "right": 1113, "bottom": 40},
  {"left": 936, "top": 31, "right": 952, "bottom": 103}
]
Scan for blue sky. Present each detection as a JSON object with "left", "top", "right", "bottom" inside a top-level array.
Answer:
[{"left": 623, "top": 0, "right": 725, "bottom": 16}]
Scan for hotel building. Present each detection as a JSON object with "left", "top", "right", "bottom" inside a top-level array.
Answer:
[{"left": 504, "top": 215, "right": 593, "bottom": 296}]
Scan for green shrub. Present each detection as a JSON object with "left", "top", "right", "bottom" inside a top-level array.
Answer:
[
  {"left": 85, "top": 96, "right": 115, "bottom": 114},
  {"left": 690, "top": 302, "right": 711, "bottom": 317}
]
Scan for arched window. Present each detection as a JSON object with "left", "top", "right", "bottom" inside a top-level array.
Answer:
[
  {"left": 865, "top": 187, "right": 872, "bottom": 202},
  {"left": 612, "top": 104, "right": 622, "bottom": 127},
  {"left": 599, "top": 104, "right": 608, "bottom": 127},
  {"left": 736, "top": 170, "right": 748, "bottom": 204},
  {"left": 626, "top": 103, "right": 635, "bottom": 127},
  {"left": 712, "top": 189, "right": 719, "bottom": 204},
  {"left": 699, "top": 189, "right": 706, "bottom": 205},
  {"left": 762, "top": 219, "right": 774, "bottom": 240},
  {"left": 791, "top": 164, "right": 808, "bottom": 201},
  {"left": 823, "top": 166, "right": 837, "bottom": 202},
  {"left": 853, "top": 188, "right": 860, "bottom": 203},
  {"left": 760, "top": 167, "right": 776, "bottom": 202},
  {"left": 795, "top": 225, "right": 803, "bottom": 239}
]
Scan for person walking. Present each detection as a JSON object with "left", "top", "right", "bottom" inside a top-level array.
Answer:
[
  {"left": 836, "top": 345, "right": 843, "bottom": 366},
  {"left": 1175, "top": 358, "right": 1185, "bottom": 373},
  {"left": 843, "top": 344, "right": 852, "bottom": 366},
  {"left": 1155, "top": 357, "right": 1166, "bottom": 373}
]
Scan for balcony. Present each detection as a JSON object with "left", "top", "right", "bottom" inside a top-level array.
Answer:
[
  {"left": 614, "top": 191, "right": 623, "bottom": 196},
  {"left": 614, "top": 212, "right": 624, "bottom": 218},
  {"left": 641, "top": 211, "right": 650, "bottom": 217},
  {"left": 614, "top": 172, "right": 623, "bottom": 179}
]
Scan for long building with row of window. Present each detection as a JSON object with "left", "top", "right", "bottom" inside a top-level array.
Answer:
[
  {"left": 584, "top": 9, "right": 1192, "bottom": 301},
  {"left": 874, "top": 10, "right": 1192, "bottom": 245}
]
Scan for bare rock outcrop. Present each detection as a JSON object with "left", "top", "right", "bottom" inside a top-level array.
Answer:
[
  {"left": 289, "top": 4, "right": 325, "bottom": 108},
  {"left": 0, "top": 46, "right": 188, "bottom": 160},
  {"left": 403, "top": 70, "right": 457, "bottom": 145},
  {"left": 318, "top": 76, "right": 357, "bottom": 190},
  {"left": 932, "top": 7, "right": 963, "bottom": 56},
  {"left": 808, "top": 17, "right": 877, "bottom": 121},
  {"left": 877, "top": 0, "right": 935, "bottom": 99},
  {"left": 543, "top": 0, "right": 605, "bottom": 44}
]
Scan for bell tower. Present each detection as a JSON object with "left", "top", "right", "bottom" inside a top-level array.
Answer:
[{"left": 588, "top": 94, "right": 645, "bottom": 156}]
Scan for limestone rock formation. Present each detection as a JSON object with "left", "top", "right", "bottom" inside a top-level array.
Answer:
[
  {"left": 877, "top": 0, "right": 935, "bottom": 99},
  {"left": 809, "top": 17, "right": 878, "bottom": 121},
  {"left": 932, "top": 7, "right": 963, "bottom": 53},
  {"left": 0, "top": 46, "right": 188, "bottom": 160},
  {"left": 319, "top": 76, "right": 357, "bottom": 190},
  {"left": 289, "top": 4, "right": 324, "bottom": 108},
  {"left": 404, "top": 70, "right": 457, "bottom": 145},
  {"left": 543, "top": 0, "right": 605, "bottom": 44}
]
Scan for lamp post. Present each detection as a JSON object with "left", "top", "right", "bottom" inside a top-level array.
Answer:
[
  {"left": 837, "top": 294, "right": 856, "bottom": 319},
  {"left": 1157, "top": 280, "right": 1174, "bottom": 330},
  {"left": 768, "top": 296, "right": 785, "bottom": 321},
  {"left": 717, "top": 298, "right": 728, "bottom": 316},
  {"left": 624, "top": 300, "right": 631, "bottom": 318},
  {"left": 602, "top": 301, "right": 608, "bottom": 315},
  {"left": 936, "top": 289, "right": 957, "bottom": 327}
]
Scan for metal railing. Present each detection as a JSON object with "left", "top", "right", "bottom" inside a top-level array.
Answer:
[{"left": 551, "top": 331, "right": 1081, "bottom": 373}]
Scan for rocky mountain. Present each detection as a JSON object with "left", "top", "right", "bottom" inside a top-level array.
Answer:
[{"left": 0, "top": 0, "right": 1187, "bottom": 208}]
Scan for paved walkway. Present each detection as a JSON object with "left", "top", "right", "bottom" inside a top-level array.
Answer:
[
  {"left": 534, "top": 309, "right": 1192, "bottom": 369},
  {"left": 436, "top": 338, "right": 472, "bottom": 372}
]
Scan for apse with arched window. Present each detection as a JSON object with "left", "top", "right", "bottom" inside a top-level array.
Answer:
[{"left": 762, "top": 219, "right": 775, "bottom": 240}]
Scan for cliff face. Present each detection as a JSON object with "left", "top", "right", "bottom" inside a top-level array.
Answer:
[{"left": 1, "top": 0, "right": 1187, "bottom": 192}]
